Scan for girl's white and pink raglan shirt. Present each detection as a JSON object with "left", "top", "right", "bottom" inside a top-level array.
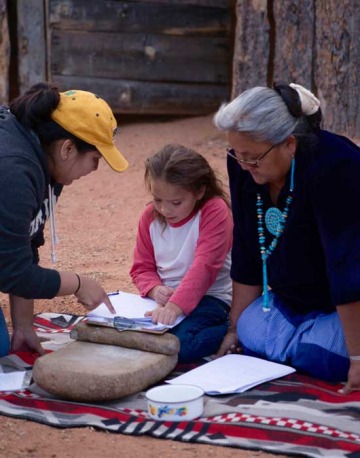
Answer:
[{"left": 130, "top": 197, "right": 233, "bottom": 315}]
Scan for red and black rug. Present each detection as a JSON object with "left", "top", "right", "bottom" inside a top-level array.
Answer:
[{"left": 0, "top": 313, "right": 359, "bottom": 458}]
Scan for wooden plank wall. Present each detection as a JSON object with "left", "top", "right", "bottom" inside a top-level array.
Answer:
[
  {"left": 232, "top": 0, "right": 360, "bottom": 138},
  {"left": 47, "top": 0, "right": 232, "bottom": 115},
  {"left": 17, "top": 0, "right": 47, "bottom": 93}
]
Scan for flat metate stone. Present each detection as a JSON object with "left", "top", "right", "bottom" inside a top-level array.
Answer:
[{"left": 33, "top": 341, "right": 178, "bottom": 402}]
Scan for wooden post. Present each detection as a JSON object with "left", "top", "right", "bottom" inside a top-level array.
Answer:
[
  {"left": 0, "top": 0, "right": 10, "bottom": 104},
  {"left": 315, "top": 0, "right": 360, "bottom": 138},
  {"left": 272, "top": 0, "right": 314, "bottom": 90},
  {"left": 17, "top": 0, "right": 47, "bottom": 93},
  {"left": 232, "top": 0, "right": 360, "bottom": 138},
  {"left": 232, "top": 0, "right": 269, "bottom": 98}
]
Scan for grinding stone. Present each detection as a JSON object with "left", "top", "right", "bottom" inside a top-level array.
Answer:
[
  {"left": 71, "top": 321, "right": 180, "bottom": 355},
  {"left": 33, "top": 341, "right": 178, "bottom": 402}
]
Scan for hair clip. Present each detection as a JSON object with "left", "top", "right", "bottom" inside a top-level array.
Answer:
[{"left": 113, "top": 316, "right": 136, "bottom": 331}]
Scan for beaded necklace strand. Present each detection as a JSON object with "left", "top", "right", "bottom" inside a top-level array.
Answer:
[{"left": 256, "top": 158, "right": 295, "bottom": 312}]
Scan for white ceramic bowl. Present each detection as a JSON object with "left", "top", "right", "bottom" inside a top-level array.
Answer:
[{"left": 146, "top": 384, "right": 204, "bottom": 421}]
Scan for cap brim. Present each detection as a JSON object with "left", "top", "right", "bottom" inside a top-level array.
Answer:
[{"left": 97, "top": 144, "right": 129, "bottom": 172}]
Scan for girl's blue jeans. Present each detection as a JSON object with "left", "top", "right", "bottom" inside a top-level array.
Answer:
[
  {"left": 0, "top": 306, "right": 10, "bottom": 357},
  {"left": 169, "top": 295, "right": 229, "bottom": 363}
]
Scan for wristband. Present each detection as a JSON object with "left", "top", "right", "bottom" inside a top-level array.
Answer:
[
  {"left": 349, "top": 355, "right": 360, "bottom": 361},
  {"left": 74, "top": 274, "right": 81, "bottom": 295}
]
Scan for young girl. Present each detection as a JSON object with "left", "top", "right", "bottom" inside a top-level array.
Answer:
[{"left": 130, "top": 144, "right": 232, "bottom": 363}]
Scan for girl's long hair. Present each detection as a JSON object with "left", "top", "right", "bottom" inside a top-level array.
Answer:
[{"left": 145, "top": 144, "right": 229, "bottom": 223}]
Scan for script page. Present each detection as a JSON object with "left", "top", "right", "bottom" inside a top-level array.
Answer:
[
  {"left": 167, "top": 354, "right": 295, "bottom": 394},
  {"left": 87, "top": 291, "right": 185, "bottom": 329},
  {"left": 88, "top": 291, "right": 156, "bottom": 319},
  {"left": 0, "top": 372, "right": 26, "bottom": 391}
]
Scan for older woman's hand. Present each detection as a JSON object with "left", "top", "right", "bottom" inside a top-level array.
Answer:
[
  {"left": 339, "top": 360, "right": 360, "bottom": 394},
  {"left": 213, "top": 330, "right": 242, "bottom": 358}
]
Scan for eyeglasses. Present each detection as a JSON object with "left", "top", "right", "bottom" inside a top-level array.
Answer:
[{"left": 227, "top": 144, "right": 276, "bottom": 167}]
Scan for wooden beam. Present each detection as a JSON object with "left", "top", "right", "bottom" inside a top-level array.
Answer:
[
  {"left": 131, "top": 0, "right": 230, "bottom": 7},
  {"left": 48, "top": 0, "right": 231, "bottom": 36},
  {"left": 50, "top": 31, "right": 230, "bottom": 84},
  {"left": 51, "top": 75, "right": 230, "bottom": 115}
]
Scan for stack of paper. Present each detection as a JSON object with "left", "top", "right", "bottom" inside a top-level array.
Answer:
[
  {"left": 0, "top": 372, "right": 27, "bottom": 391},
  {"left": 167, "top": 354, "right": 295, "bottom": 394},
  {"left": 87, "top": 291, "right": 185, "bottom": 332}
]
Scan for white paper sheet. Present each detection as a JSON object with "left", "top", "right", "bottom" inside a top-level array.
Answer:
[
  {"left": 87, "top": 291, "right": 185, "bottom": 330},
  {"left": 0, "top": 371, "right": 26, "bottom": 391},
  {"left": 167, "top": 354, "right": 295, "bottom": 394}
]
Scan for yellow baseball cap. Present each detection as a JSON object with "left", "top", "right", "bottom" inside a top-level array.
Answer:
[{"left": 51, "top": 90, "right": 128, "bottom": 172}]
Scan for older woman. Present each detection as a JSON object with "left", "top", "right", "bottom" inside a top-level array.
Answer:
[{"left": 214, "top": 82, "right": 360, "bottom": 394}]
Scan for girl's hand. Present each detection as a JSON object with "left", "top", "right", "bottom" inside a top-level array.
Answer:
[
  {"left": 213, "top": 330, "right": 241, "bottom": 358},
  {"left": 149, "top": 285, "right": 174, "bottom": 306},
  {"left": 75, "top": 275, "right": 115, "bottom": 313},
  {"left": 339, "top": 359, "right": 360, "bottom": 394},
  {"left": 11, "top": 327, "right": 45, "bottom": 355},
  {"left": 145, "top": 301, "right": 183, "bottom": 325}
]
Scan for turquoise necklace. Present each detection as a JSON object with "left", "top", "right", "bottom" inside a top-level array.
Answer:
[{"left": 256, "top": 159, "right": 295, "bottom": 312}]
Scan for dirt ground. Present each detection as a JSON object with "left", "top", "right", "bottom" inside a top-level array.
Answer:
[{"left": 0, "top": 114, "right": 287, "bottom": 458}]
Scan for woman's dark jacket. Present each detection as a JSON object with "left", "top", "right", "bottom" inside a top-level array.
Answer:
[
  {"left": 229, "top": 130, "right": 360, "bottom": 313},
  {"left": 0, "top": 107, "right": 61, "bottom": 298}
]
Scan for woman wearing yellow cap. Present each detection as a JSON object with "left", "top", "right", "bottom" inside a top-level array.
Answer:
[{"left": 0, "top": 82, "right": 128, "bottom": 357}]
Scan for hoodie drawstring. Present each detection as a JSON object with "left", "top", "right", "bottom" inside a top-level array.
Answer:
[{"left": 48, "top": 184, "right": 58, "bottom": 264}]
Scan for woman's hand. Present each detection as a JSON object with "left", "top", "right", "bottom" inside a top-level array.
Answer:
[
  {"left": 145, "top": 301, "right": 183, "bottom": 325},
  {"left": 214, "top": 330, "right": 242, "bottom": 358},
  {"left": 10, "top": 327, "right": 45, "bottom": 355},
  {"left": 339, "top": 359, "right": 360, "bottom": 394},
  {"left": 75, "top": 275, "right": 115, "bottom": 313},
  {"left": 336, "top": 303, "right": 360, "bottom": 394},
  {"left": 148, "top": 285, "right": 174, "bottom": 306},
  {"left": 9, "top": 295, "right": 45, "bottom": 355},
  {"left": 212, "top": 282, "right": 261, "bottom": 359}
]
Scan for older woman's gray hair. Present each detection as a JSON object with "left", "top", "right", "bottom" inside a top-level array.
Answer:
[{"left": 213, "top": 87, "right": 301, "bottom": 145}]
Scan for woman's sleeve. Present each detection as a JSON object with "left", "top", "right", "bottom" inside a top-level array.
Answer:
[
  {"left": 311, "top": 151, "right": 360, "bottom": 306},
  {"left": 129, "top": 205, "right": 163, "bottom": 296},
  {"left": 227, "top": 158, "right": 263, "bottom": 285},
  {"left": 0, "top": 157, "right": 60, "bottom": 298},
  {"left": 169, "top": 198, "right": 233, "bottom": 314}
]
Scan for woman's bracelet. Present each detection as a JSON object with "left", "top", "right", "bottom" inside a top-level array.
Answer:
[
  {"left": 349, "top": 355, "right": 360, "bottom": 361},
  {"left": 74, "top": 274, "right": 81, "bottom": 295}
]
